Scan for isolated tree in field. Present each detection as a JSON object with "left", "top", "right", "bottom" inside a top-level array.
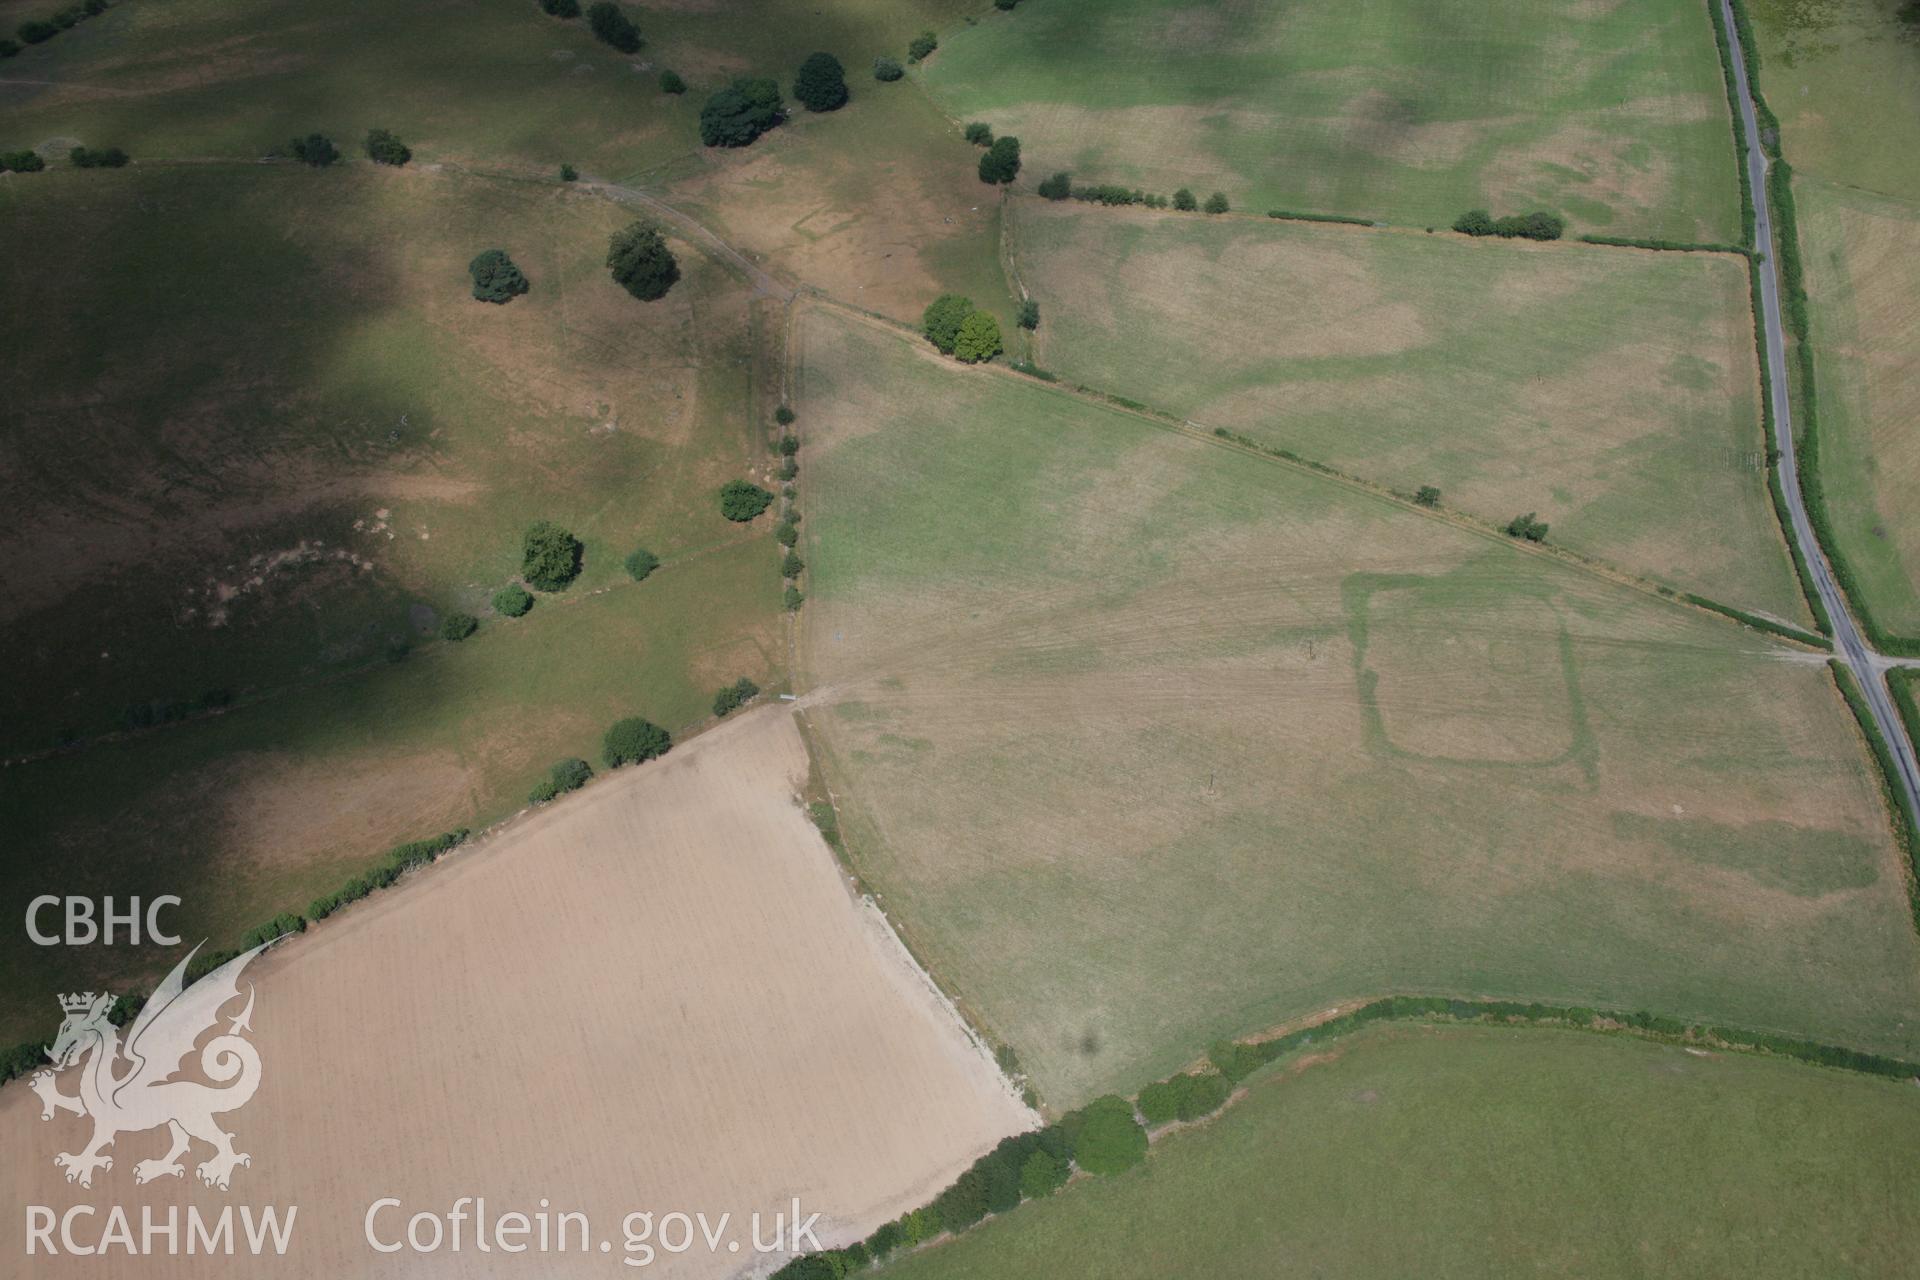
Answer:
[
  {"left": 1172, "top": 187, "right": 1197, "bottom": 211},
  {"left": 492, "top": 583, "right": 533, "bottom": 616},
  {"left": 793, "top": 51, "right": 848, "bottom": 112},
  {"left": 624, "top": 546, "right": 660, "bottom": 581},
  {"left": 953, "top": 311, "right": 1003, "bottom": 363},
  {"left": 978, "top": 135, "right": 1020, "bottom": 184},
  {"left": 1037, "top": 171, "right": 1070, "bottom": 200},
  {"left": 603, "top": 716, "right": 671, "bottom": 767},
  {"left": 907, "top": 30, "right": 937, "bottom": 62},
  {"left": 606, "top": 220, "right": 679, "bottom": 300},
  {"left": 288, "top": 134, "right": 338, "bottom": 167},
  {"left": 0, "top": 149, "right": 45, "bottom": 171},
  {"left": 699, "top": 77, "right": 783, "bottom": 147},
  {"left": 964, "top": 121, "right": 993, "bottom": 146},
  {"left": 1506, "top": 512, "right": 1549, "bottom": 542},
  {"left": 1203, "top": 190, "right": 1229, "bottom": 214},
  {"left": 365, "top": 128, "right": 411, "bottom": 166},
  {"left": 70, "top": 145, "right": 129, "bottom": 168},
  {"left": 469, "top": 249, "right": 529, "bottom": 303},
  {"left": 439, "top": 611, "right": 478, "bottom": 642},
  {"left": 559, "top": 162, "right": 578, "bottom": 181},
  {"left": 586, "top": 1, "right": 642, "bottom": 52},
  {"left": 1017, "top": 298, "right": 1039, "bottom": 330},
  {"left": 521, "top": 520, "right": 583, "bottom": 590},
  {"left": 539, "top": 0, "right": 580, "bottom": 16},
  {"left": 659, "top": 69, "right": 685, "bottom": 94},
  {"left": 922, "top": 293, "right": 975, "bottom": 354},
  {"left": 872, "top": 55, "right": 903, "bottom": 82},
  {"left": 719, "top": 479, "right": 774, "bottom": 522}
]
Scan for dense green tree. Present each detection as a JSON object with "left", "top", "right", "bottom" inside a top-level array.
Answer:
[
  {"left": 1037, "top": 171, "right": 1070, "bottom": 200},
  {"left": 1017, "top": 298, "right": 1040, "bottom": 330},
  {"left": 624, "top": 547, "right": 660, "bottom": 581},
  {"left": 995, "top": 0, "right": 1021, "bottom": 9},
  {"left": 469, "top": 249, "right": 530, "bottom": 303},
  {"left": 953, "top": 311, "right": 1003, "bottom": 363},
  {"left": 1452, "top": 208, "right": 1495, "bottom": 235},
  {"left": 288, "top": 134, "right": 338, "bottom": 166},
  {"left": 872, "top": 55, "right": 903, "bottom": 81},
  {"left": 1020, "top": 1148, "right": 1069, "bottom": 1198},
  {"left": 932, "top": 1167, "right": 988, "bottom": 1233},
  {"left": 550, "top": 757, "right": 592, "bottom": 792},
  {"left": 964, "top": 121, "right": 993, "bottom": 146},
  {"left": 1, "top": 149, "right": 45, "bottom": 172},
  {"left": 1506, "top": 511, "right": 1550, "bottom": 542},
  {"left": 793, "top": 51, "right": 848, "bottom": 112},
  {"left": 1172, "top": 187, "right": 1197, "bottom": 211},
  {"left": 1203, "top": 190, "right": 1229, "bottom": 214},
  {"left": 1414, "top": 485, "right": 1441, "bottom": 508},
  {"left": 17, "top": 19, "right": 56, "bottom": 42},
  {"left": 775, "top": 404, "right": 796, "bottom": 425},
  {"left": 784, "top": 583, "right": 805, "bottom": 611},
  {"left": 978, "top": 135, "right": 1020, "bottom": 184},
  {"left": 559, "top": 162, "right": 578, "bottom": 181},
  {"left": 863, "top": 1221, "right": 902, "bottom": 1260},
  {"left": 521, "top": 520, "right": 583, "bottom": 590},
  {"left": 779, "top": 434, "right": 800, "bottom": 456},
  {"left": 439, "top": 611, "right": 479, "bottom": 642},
  {"left": 365, "top": 128, "right": 411, "bottom": 166},
  {"left": 0, "top": 38, "right": 20, "bottom": 57},
  {"left": 699, "top": 77, "right": 783, "bottom": 147},
  {"left": 652, "top": 68, "right": 683, "bottom": 94},
  {"left": 781, "top": 550, "right": 804, "bottom": 578},
  {"left": 922, "top": 293, "right": 975, "bottom": 354},
  {"left": 603, "top": 716, "right": 671, "bottom": 767},
  {"left": 70, "top": 145, "right": 129, "bottom": 168},
  {"left": 492, "top": 584, "right": 533, "bottom": 616},
  {"left": 1071, "top": 1095, "right": 1147, "bottom": 1174},
  {"left": 907, "top": 30, "right": 937, "bottom": 62},
  {"left": 539, "top": 0, "right": 580, "bottom": 16},
  {"left": 586, "top": 1, "right": 642, "bottom": 52},
  {"left": 712, "top": 676, "right": 760, "bottom": 716},
  {"left": 606, "top": 220, "right": 679, "bottom": 300},
  {"left": 776, "top": 521, "right": 799, "bottom": 548},
  {"left": 719, "top": 479, "right": 774, "bottom": 522}
]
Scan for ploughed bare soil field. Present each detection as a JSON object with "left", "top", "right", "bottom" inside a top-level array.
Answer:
[{"left": 0, "top": 708, "right": 1030, "bottom": 1277}]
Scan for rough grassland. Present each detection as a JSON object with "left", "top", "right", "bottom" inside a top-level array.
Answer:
[
  {"left": 0, "top": 0, "right": 979, "bottom": 178},
  {"left": 1013, "top": 201, "right": 1802, "bottom": 619},
  {"left": 923, "top": 0, "right": 1741, "bottom": 241},
  {"left": 1794, "top": 178, "right": 1920, "bottom": 635},
  {"left": 0, "top": 710, "right": 1033, "bottom": 1278},
  {"left": 879, "top": 1024, "right": 1920, "bottom": 1279},
  {"left": 796, "top": 307, "right": 1920, "bottom": 1106}
]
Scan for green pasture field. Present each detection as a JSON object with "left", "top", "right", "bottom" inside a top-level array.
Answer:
[
  {"left": 0, "top": 0, "right": 977, "bottom": 180},
  {"left": 1794, "top": 177, "right": 1920, "bottom": 637},
  {"left": 922, "top": 0, "right": 1742, "bottom": 241},
  {"left": 796, "top": 306, "right": 1920, "bottom": 1106},
  {"left": 1011, "top": 200, "right": 1804, "bottom": 622},
  {"left": 878, "top": 1023, "right": 1920, "bottom": 1279}
]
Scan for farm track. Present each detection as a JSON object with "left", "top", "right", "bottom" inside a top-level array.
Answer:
[{"left": 1720, "top": 0, "right": 1920, "bottom": 820}]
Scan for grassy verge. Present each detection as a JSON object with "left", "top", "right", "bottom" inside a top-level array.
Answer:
[
  {"left": 1682, "top": 593, "right": 1828, "bottom": 648},
  {"left": 1830, "top": 660, "right": 1920, "bottom": 930}
]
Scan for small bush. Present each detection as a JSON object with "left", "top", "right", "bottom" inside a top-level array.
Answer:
[
  {"left": 793, "top": 51, "right": 848, "bottom": 112},
  {"left": 551, "top": 756, "right": 592, "bottom": 792},
  {"left": 559, "top": 162, "right": 578, "bottom": 182},
  {"left": 365, "top": 128, "right": 411, "bottom": 166},
  {"left": 1037, "top": 171, "right": 1071, "bottom": 200},
  {"left": 1203, "top": 191, "right": 1229, "bottom": 214},
  {"left": 906, "top": 30, "right": 937, "bottom": 63},
  {"left": 922, "top": 293, "right": 975, "bottom": 354},
  {"left": 70, "top": 145, "right": 129, "bottom": 168},
  {"left": 1452, "top": 208, "right": 1494, "bottom": 235},
  {"left": 781, "top": 550, "right": 805, "bottom": 578},
  {"left": 522, "top": 520, "right": 583, "bottom": 591},
  {"left": 953, "top": 311, "right": 1003, "bottom": 363},
  {"left": 978, "top": 135, "right": 1020, "bottom": 184},
  {"left": 469, "top": 248, "right": 530, "bottom": 303},
  {"left": 719, "top": 479, "right": 774, "bottom": 522},
  {"left": 539, "top": 0, "right": 580, "bottom": 15},
  {"left": 492, "top": 584, "right": 533, "bottom": 617},
  {"left": 712, "top": 676, "right": 760, "bottom": 717},
  {"left": 1414, "top": 485, "right": 1441, "bottom": 508},
  {"left": 699, "top": 77, "right": 783, "bottom": 148},
  {"left": 1017, "top": 298, "right": 1039, "bottom": 330},
  {"left": 1, "top": 149, "right": 46, "bottom": 172},
  {"left": 784, "top": 584, "right": 805, "bottom": 611},
  {"left": 586, "top": 1, "right": 642, "bottom": 53},
  {"left": 778, "top": 457, "right": 799, "bottom": 481},
  {"left": 607, "top": 219, "right": 679, "bottom": 300},
  {"left": 779, "top": 434, "right": 799, "bottom": 456},
  {"left": 603, "top": 716, "right": 670, "bottom": 768},
  {"left": 964, "top": 121, "right": 993, "bottom": 146},
  {"left": 1070, "top": 1095, "right": 1147, "bottom": 1174},
  {"left": 439, "top": 611, "right": 479, "bottom": 642},
  {"left": 287, "top": 134, "right": 338, "bottom": 167},
  {"left": 1506, "top": 512, "right": 1549, "bottom": 542},
  {"left": 775, "top": 404, "right": 796, "bottom": 425},
  {"left": 1173, "top": 187, "right": 1197, "bottom": 211},
  {"left": 872, "top": 55, "right": 904, "bottom": 82},
  {"left": 623, "top": 547, "right": 660, "bottom": 581},
  {"left": 659, "top": 69, "right": 685, "bottom": 94}
]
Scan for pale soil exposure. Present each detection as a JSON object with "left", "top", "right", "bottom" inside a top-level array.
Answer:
[{"left": 0, "top": 708, "right": 1030, "bottom": 1277}]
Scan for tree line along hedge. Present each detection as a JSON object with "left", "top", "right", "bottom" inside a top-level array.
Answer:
[
  {"left": 712, "top": 676, "right": 760, "bottom": 717},
  {"left": 11, "top": 0, "right": 111, "bottom": 52},
  {"left": 603, "top": 716, "right": 670, "bottom": 767},
  {"left": 530, "top": 756, "right": 592, "bottom": 805},
  {"left": 1453, "top": 208, "right": 1565, "bottom": 241},
  {"left": 921, "top": 294, "right": 1002, "bottom": 363}
]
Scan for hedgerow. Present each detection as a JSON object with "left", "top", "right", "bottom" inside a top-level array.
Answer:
[{"left": 1829, "top": 661, "right": 1920, "bottom": 930}]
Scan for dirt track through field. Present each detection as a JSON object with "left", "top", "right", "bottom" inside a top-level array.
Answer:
[{"left": 0, "top": 707, "right": 1030, "bottom": 1277}]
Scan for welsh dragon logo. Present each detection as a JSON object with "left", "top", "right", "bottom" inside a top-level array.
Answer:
[{"left": 31, "top": 942, "right": 268, "bottom": 1191}]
